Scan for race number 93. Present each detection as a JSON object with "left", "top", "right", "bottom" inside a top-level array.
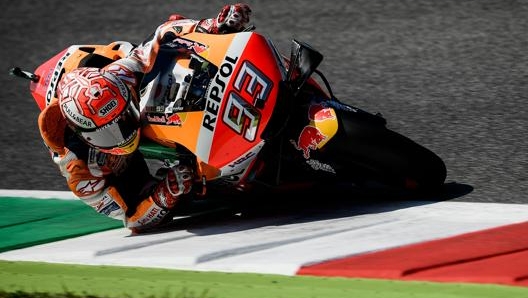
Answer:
[{"left": 223, "top": 61, "right": 273, "bottom": 142}]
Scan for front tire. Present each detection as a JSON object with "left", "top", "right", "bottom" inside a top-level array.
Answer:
[{"left": 323, "top": 109, "right": 447, "bottom": 192}]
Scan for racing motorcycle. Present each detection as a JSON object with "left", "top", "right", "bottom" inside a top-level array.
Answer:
[{"left": 10, "top": 28, "right": 446, "bottom": 209}]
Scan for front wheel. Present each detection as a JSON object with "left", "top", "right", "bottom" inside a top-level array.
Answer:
[{"left": 322, "top": 110, "right": 447, "bottom": 192}]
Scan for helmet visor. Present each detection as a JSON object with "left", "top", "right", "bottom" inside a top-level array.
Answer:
[{"left": 79, "top": 101, "right": 140, "bottom": 151}]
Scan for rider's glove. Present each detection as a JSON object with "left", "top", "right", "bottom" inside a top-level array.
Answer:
[
  {"left": 151, "top": 165, "right": 193, "bottom": 209},
  {"left": 198, "top": 3, "right": 252, "bottom": 34},
  {"left": 216, "top": 3, "right": 252, "bottom": 33}
]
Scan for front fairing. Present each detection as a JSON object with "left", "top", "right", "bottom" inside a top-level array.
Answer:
[{"left": 139, "top": 32, "right": 286, "bottom": 180}]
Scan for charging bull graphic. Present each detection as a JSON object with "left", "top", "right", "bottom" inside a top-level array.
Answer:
[
  {"left": 290, "top": 125, "right": 327, "bottom": 159},
  {"left": 290, "top": 103, "right": 336, "bottom": 159},
  {"left": 166, "top": 113, "right": 183, "bottom": 126}
]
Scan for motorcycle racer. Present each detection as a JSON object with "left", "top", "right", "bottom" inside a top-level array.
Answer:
[{"left": 37, "top": 3, "right": 252, "bottom": 233}]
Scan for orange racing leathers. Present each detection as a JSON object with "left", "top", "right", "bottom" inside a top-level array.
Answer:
[{"left": 37, "top": 5, "right": 252, "bottom": 232}]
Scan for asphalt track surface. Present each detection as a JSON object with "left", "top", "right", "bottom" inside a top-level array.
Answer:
[
  {"left": 1, "top": 0, "right": 527, "bottom": 206},
  {"left": 2, "top": 2, "right": 528, "bottom": 295}
]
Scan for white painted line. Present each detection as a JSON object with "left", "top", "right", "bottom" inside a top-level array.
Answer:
[
  {"left": 2, "top": 201, "right": 528, "bottom": 276},
  {"left": 0, "top": 189, "right": 76, "bottom": 200}
]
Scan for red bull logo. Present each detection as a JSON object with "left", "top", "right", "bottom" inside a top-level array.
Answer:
[
  {"left": 165, "top": 113, "right": 183, "bottom": 126},
  {"left": 308, "top": 103, "right": 336, "bottom": 122},
  {"left": 192, "top": 43, "right": 207, "bottom": 54},
  {"left": 290, "top": 125, "right": 327, "bottom": 159},
  {"left": 172, "top": 37, "right": 208, "bottom": 54},
  {"left": 145, "top": 113, "right": 184, "bottom": 126}
]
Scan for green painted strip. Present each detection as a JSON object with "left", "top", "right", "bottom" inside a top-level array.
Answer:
[
  {"left": 0, "top": 197, "right": 122, "bottom": 253},
  {"left": 0, "top": 261, "right": 526, "bottom": 298}
]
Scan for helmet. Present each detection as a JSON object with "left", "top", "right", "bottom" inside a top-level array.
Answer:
[{"left": 57, "top": 67, "right": 141, "bottom": 155}]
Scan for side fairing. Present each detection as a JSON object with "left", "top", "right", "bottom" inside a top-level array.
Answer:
[{"left": 141, "top": 32, "right": 284, "bottom": 179}]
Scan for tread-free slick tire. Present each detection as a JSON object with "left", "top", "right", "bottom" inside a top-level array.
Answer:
[{"left": 323, "top": 109, "right": 447, "bottom": 192}]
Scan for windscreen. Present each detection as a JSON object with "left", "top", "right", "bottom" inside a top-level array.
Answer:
[{"left": 139, "top": 47, "right": 218, "bottom": 114}]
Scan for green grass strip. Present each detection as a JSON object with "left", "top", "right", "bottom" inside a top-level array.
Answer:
[
  {"left": 0, "top": 261, "right": 526, "bottom": 298},
  {"left": 0, "top": 197, "right": 122, "bottom": 253}
]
